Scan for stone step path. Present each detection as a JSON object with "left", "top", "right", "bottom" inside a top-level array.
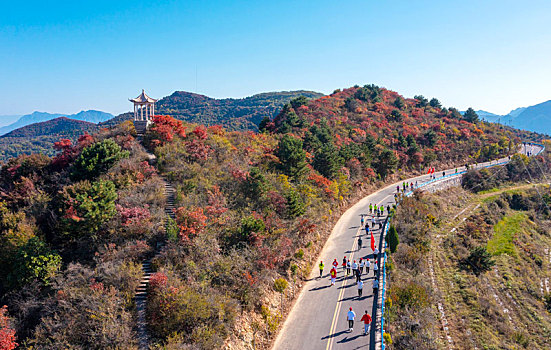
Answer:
[{"left": 135, "top": 178, "right": 176, "bottom": 350}]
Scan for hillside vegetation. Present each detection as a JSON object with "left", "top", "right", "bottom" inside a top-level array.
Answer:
[
  {"left": 0, "top": 84, "right": 545, "bottom": 349},
  {"left": 385, "top": 147, "right": 551, "bottom": 349}
]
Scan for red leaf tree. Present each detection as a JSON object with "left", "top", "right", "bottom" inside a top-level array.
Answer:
[
  {"left": 175, "top": 206, "right": 207, "bottom": 241},
  {"left": 0, "top": 305, "right": 17, "bottom": 350},
  {"left": 148, "top": 115, "right": 187, "bottom": 147}
]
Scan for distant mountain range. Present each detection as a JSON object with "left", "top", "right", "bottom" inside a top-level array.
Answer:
[
  {"left": 0, "top": 115, "right": 22, "bottom": 127},
  {"left": 2, "top": 117, "right": 99, "bottom": 138},
  {"left": 474, "top": 100, "right": 550, "bottom": 135},
  {"left": 0, "top": 110, "right": 113, "bottom": 135},
  {"left": 102, "top": 90, "right": 324, "bottom": 130}
]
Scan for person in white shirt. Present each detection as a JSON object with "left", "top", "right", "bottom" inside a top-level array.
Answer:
[
  {"left": 373, "top": 247, "right": 379, "bottom": 260},
  {"left": 365, "top": 259, "right": 371, "bottom": 274},
  {"left": 347, "top": 307, "right": 356, "bottom": 332},
  {"left": 373, "top": 261, "right": 378, "bottom": 276},
  {"left": 357, "top": 279, "right": 364, "bottom": 298},
  {"left": 372, "top": 278, "right": 379, "bottom": 294},
  {"left": 359, "top": 259, "right": 365, "bottom": 274}
]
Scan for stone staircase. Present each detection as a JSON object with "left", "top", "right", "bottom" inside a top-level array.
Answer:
[
  {"left": 135, "top": 178, "right": 176, "bottom": 350},
  {"left": 133, "top": 120, "right": 150, "bottom": 136}
]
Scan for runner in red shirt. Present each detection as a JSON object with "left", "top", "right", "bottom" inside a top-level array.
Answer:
[
  {"left": 330, "top": 267, "right": 337, "bottom": 286},
  {"left": 360, "top": 311, "right": 372, "bottom": 335}
]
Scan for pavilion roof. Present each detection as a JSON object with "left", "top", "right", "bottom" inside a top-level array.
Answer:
[{"left": 129, "top": 90, "right": 157, "bottom": 103}]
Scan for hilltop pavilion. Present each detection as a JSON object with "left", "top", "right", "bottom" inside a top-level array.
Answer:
[{"left": 130, "top": 90, "right": 157, "bottom": 134}]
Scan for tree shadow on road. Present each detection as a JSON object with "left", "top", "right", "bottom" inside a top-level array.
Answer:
[
  {"left": 309, "top": 284, "right": 332, "bottom": 292},
  {"left": 321, "top": 330, "right": 348, "bottom": 341},
  {"left": 337, "top": 283, "right": 356, "bottom": 290},
  {"left": 336, "top": 333, "right": 363, "bottom": 343}
]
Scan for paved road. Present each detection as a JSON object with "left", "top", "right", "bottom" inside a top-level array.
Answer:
[{"left": 272, "top": 143, "right": 543, "bottom": 350}]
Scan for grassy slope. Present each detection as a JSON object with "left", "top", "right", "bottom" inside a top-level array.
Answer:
[{"left": 414, "top": 186, "right": 551, "bottom": 349}]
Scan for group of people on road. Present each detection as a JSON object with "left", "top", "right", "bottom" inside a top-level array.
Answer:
[{"left": 317, "top": 213, "right": 386, "bottom": 336}]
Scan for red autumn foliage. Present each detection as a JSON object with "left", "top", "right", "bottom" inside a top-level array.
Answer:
[
  {"left": 266, "top": 190, "right": 287, "bottom": 215},
  {"left": 205, "top": 186, "right": 228, "bottom": 223},
  {"left": 185, "top": 138, "right": 212, "bottom": 161},
  {"left": 207, "top": 125, "right": 225, "bottom": 136},
  {"left": 175, "top": 206, "right": 207, "bottom": 241},
  {"left": 149, "top": 115, "right": 187, "bottom": 146},
  {"left": 0, "top": 305, "right": 17, "bottom": 350},
  {"left": 149, "top": 272, "right": 168, "bottom": 293},
  {"left": 116, "top": 204, "right": 151, "bottom": 227},
  {"left": 192, "top": 125, "right": 208, "bottom": 140}
]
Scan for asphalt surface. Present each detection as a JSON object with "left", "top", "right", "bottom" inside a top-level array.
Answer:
[{"left": 272, "top": 143, "right": 543, "bottom": 350}]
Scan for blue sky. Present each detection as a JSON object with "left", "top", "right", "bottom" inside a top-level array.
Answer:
[{"left": 1, "top": 0, "right": 551, "bottom": 116}]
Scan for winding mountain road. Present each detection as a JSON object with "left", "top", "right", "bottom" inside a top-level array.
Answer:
[{"left": 272, "top": 143, "right": 543, "bottom": 350}]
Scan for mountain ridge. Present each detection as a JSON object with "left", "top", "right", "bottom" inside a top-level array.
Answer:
[
  {"left": 470, "top": 101, "right": 550, "bottom": 135},
  {"left": 102, "top": 90, "right": 324, "bottom": 130}
]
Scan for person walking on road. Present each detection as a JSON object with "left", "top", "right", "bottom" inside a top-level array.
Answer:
[
  {"left": 359, "top": 258, "right": 364, "bottom": 275},
  {"left": 365, "top": 223, "right": 370, "bottom": 235},
  {"left": 357, "top": 279, "right": 364, "bottom": 298},
  {"left": 373, "top": 260, "right": 378, "bottom": 276},
  {"left": 346, "top": 260, "right": 351, "bottom": 276},
  {"left": 372, "top": 278, "right": 379, "bottom": 295},
  {"left": 373, "top": 247, "right": 379, "bottom": 260},
  {"left": 353, "top": 260, "right": 360, "bottom": 281},
  {"left": 347, "top": 307, "right": 356, "bottom": 332},
  {"left": 318, "top": 261, "right": 324, "bottom": 278},
  {"left": 330, "top": 267, "right": 337, "bottom": 286},
  {"left": 360, "top": 215, "right": 364, "bottom": 227},
  {"left": 369, "top": 203, "right": 373, "bottom": 213},
  {"left": 365, "top": 259, "right": 371, "bottom": 274},
  {"left": 358, "top": 236, "right": 363, "bottom": 249},
  {"left": 372, "top": 216, "right": 376, "bottom": 228},
  {"left": 342, "top": 256, "right": 347, "bottom": 273},
  {"left": 332, "top": 258, "right": 339, "bottom": 271},
  {"left": 360, "top": 311, "right": 372, "bottom": 335}
]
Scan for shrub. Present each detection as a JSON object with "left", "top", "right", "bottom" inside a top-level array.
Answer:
[
  {"left": 294, "top": 248, "right": 304, "bottom": 260},
  {"left": 462, "top": 246, "right": 495, "bottom": 275},
  {"left": 273, "top": 278, "right": 288, "bottom": 294},
  {"left": 7, "top": 237, "right": 61, "bottom": 289},
  {"left": 0, "top": 305, "right": 17, "bottom": 350},
  {"left": 390, "top": 282, "right": 430, "bottom": 310},
  {"left": 166, "top": 216, "right": 179, "bottom": 242},
  {"left": 71, "top": 139, "right": 129, "bottom": 180},
  {"left": 387, "top": 225, "right": 400, "bottom": 253},
  {"left": 383, "top": 332, "right": 392, "bottom": 346},
  {"left": 147, "top": 282, "right": 237, "bottom": 348},
  {"left": 30, "top": 264, "right": 135, "bottom": 349},
  {"left": 175, "top": 206, "right": 207, "bottom": 241},
  {"left": 285, "top": 188, "right": 305, "bottom": 219},
  {"left": 59, "top": 180, "right": 118, "bottom": 237},
  {"left": 146, "top": 115, "right": 187, "bottom": 147}
]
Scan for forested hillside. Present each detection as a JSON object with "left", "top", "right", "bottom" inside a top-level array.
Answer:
[
  {"left": 102, "top": 91, "right": 323, "bottom": 130},
  {"left": 0, "top": 85, "right": 545, "bottom": 349},
  {"left": 386, "top": 150, "right": 551, "bottom": 349}
]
